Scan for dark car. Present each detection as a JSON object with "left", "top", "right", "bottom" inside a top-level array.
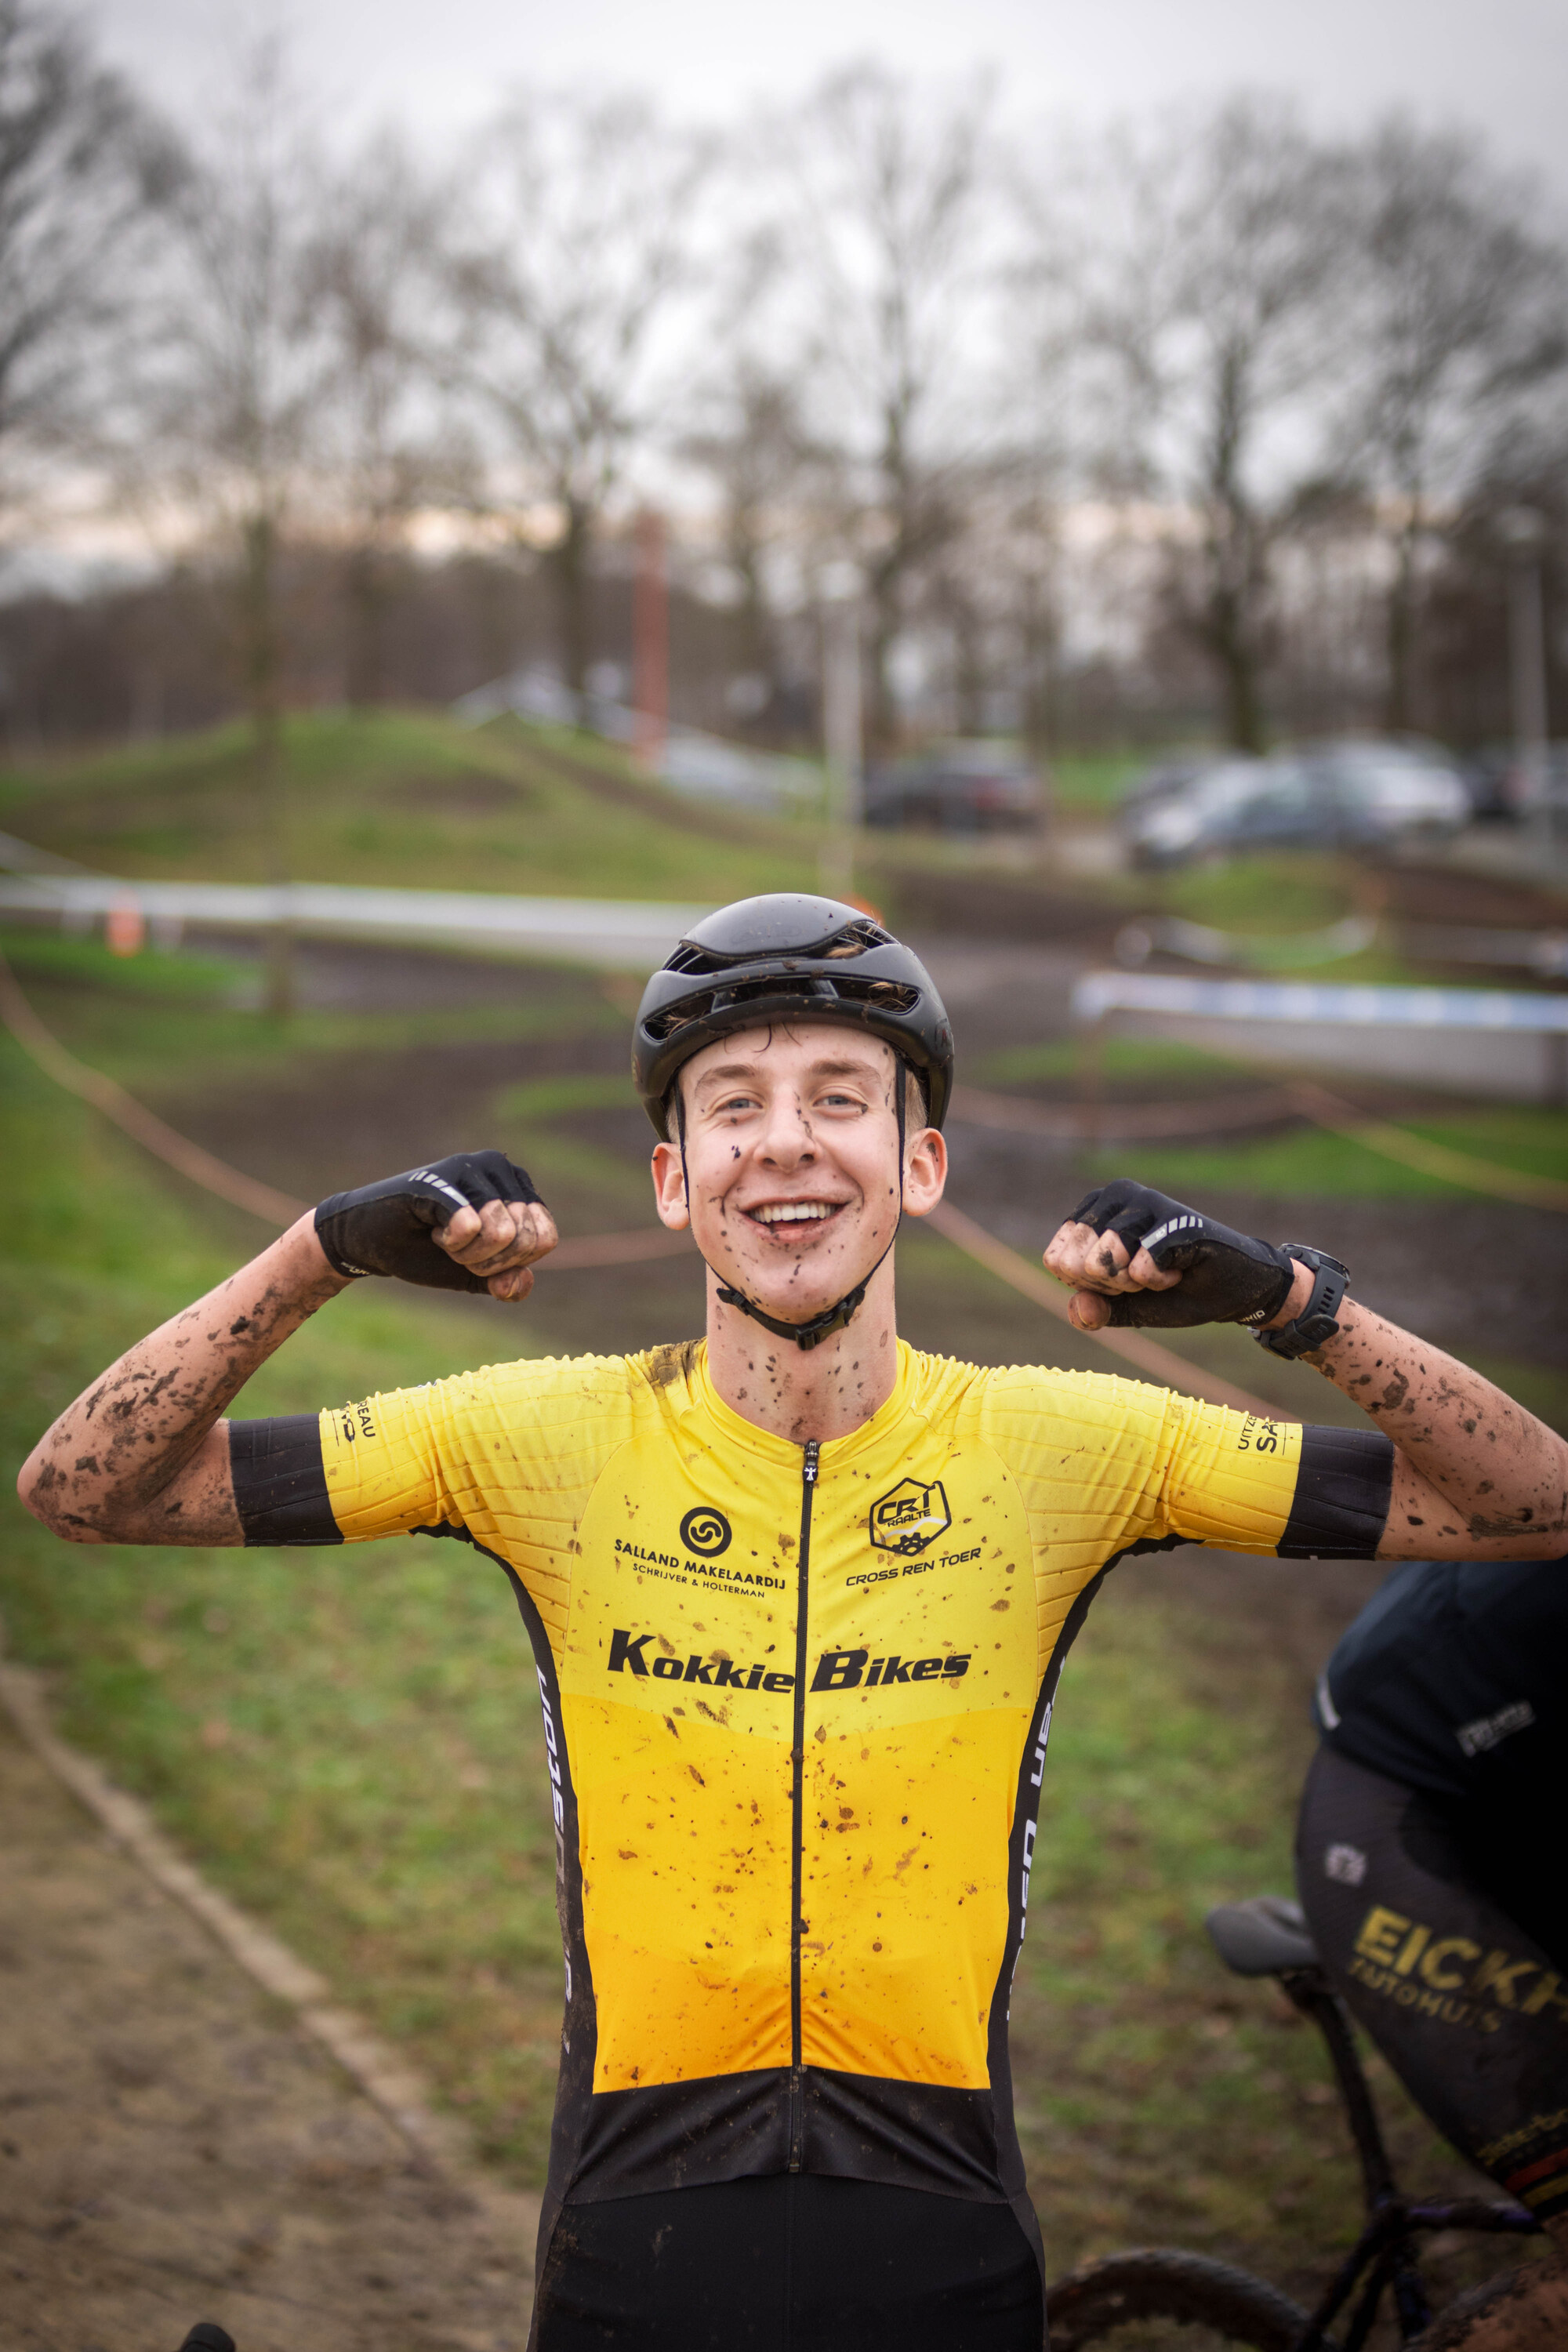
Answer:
[
  {"left": 1461, "top": 742, "right": 1568, "bottom": 824},
  {"left": 1121, "top": 741, "right": 1469, "bottom": 868},
  {"left": 862, "top": 739, "right": 1048, "bottom": 834}
]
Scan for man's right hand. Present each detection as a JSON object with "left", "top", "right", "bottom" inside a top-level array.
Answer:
[{"left": 314, "top": 1152, "right": 558, "bottom": 1300}]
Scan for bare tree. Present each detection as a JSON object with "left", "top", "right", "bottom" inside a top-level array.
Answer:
[
  {"left": 0, "top": 0, "right": 172, "bottom": 531},
  {"left": 449, "top": 89, "right": 712, "bottom": 699},
  {"left": 1063, "top": 96, "right": 1351, "bottom": 750},
  {"left": 138, "top": 36, "right": 333, "bottom": 1014},
  {"left": 681, "top": 356, "right": 832, "bottom": 733},
  {"left": 1336, "top": 120, "right": 1566, "bottom": 731},
  {"left": 307, "top": 129, "right": 470, "bottom": 708},
  {"left": 771, "top": 64, "right": 1001, "bottom": 750}
]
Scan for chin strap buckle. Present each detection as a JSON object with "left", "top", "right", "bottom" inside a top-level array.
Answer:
[{"left": 714, "top": 1279, "right": 871, "bottom": 1352}]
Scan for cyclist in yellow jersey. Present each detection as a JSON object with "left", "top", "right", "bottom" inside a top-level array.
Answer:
[{"left": 19, "top": 897, "right": 1567, "bottom": 2352}]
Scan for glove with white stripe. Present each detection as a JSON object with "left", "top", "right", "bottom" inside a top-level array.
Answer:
[
  {"left": 1065, "top": 1178, "right": 1298, "bottom": 1329},
  {"left": 315, "top": 1151, "right": 547, "bottom": 1293}
]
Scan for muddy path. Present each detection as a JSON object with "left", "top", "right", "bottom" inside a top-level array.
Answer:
[
  {"left": 140, "top": 934, "right": 1568, "bottom": 1374},
  {"left": 0, "top": 1703, "right": 535, "bottom": 2352},
  {"left": 8, "top": 922, "right": 1559, "bottom": 2347}
]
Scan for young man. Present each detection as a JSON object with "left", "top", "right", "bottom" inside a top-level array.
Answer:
[
  {"left": 19, "top": 895, "right": 1566, "bottom": 2352},
  {"left": 1298, "top": 1555, "right": 1568, "bottom": 2352}
]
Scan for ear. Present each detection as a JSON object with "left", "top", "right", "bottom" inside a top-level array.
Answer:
[
  {"left": 652, "top": 1140, "right": 690, "bottom": 1230},
  {"left": 900, "top": 1126, "right": 947, "bottom": 1218}
]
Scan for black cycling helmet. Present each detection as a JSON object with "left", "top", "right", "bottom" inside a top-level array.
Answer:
[{"left": 633, "top": 893, "right": 953, "bottom": 1141}]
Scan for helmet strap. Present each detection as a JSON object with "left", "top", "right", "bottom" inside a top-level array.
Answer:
[{"left": 676, "top": 1066, "right": 907, "bottom": 1352}]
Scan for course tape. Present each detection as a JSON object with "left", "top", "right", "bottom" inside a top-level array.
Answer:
[
  {"left": 0, "top": 871, "right": 704, "bottom": 974},
  {"left": 0, "top": 949, "right": 695, "bottom": 1267},
  {"left": 0, "top": 949, "right": 308, "bottom": 1226},
  {"left": 2, "top": 950, "right": 1276, "bottom": 1408},
  {"left": 1290, "top": 1082, "right": 1568, "bottom": 1214},
  {"left": 926, "top": 1201, "right": 1276, "bottom": 1417},
  {"left": 1073, "top": 970, "right": 1568, "bottom": 1032},
  {"left": 1069, "top": 969, "right": 1568, "bottom": 1214}
]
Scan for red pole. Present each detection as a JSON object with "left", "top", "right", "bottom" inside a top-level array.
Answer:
[{"left": 633, "top": 508, "right": 668, "bottom": 773}]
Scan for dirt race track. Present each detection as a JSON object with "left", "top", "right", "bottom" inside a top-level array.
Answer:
[
  {"left": 4, "top": 897, "right": 1565, "bottom": 2350},
  {"left": 0, "top": 1700, "right": 537, "bottom": 2352}
]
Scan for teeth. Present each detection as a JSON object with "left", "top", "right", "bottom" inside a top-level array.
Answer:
[{"left": 755, "top": 1203, "right": 835, "bottom": 1225}]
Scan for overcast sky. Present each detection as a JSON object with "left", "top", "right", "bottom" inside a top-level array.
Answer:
[{"left": 91, "top": 0, "right": 1568, "bottom": 191}]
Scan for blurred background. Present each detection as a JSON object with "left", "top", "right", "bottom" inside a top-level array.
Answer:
[{"left": 1, "top": 2, "right": 1566, "bottom": 2344}]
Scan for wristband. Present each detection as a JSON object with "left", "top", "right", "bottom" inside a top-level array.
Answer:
[{"left": 1254, "top": 1245, "right": 1349, "bottom": 1359}]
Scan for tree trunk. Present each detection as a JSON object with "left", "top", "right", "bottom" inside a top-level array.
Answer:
[
  {"left": 1200, "top": 351, "right": 1269, "bottom": 753},
  {"left": 1384, "top": 506, "right": 1420, "bottom": 735},
  {"left": 952, "top": 597, "right": 984, "bottom": 736},
  {"left": 344, "top": 540, "right": 387, "bottom": 710},
  {"left": 1019, "top": 567, "right": 1058, "bottom": 761},
  {"left": 1210, "top": 583, "right": 1265, "bottom": 753},
  {"left": 241, "top": 510, "right": 292, "bottom": 1021},
  {"left": 551, "top": 496, "right": 593, "bottom": 700},
  {"left": 865, "top": 566, "right": 901, "bottom": 757},
  {"left": 1202, "top": 516, "right": 1267, "bottom": 754}
]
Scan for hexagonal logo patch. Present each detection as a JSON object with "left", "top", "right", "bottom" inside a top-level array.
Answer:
[{"left": 869, "top": 1476, "right": 953, "bottom": 1556}]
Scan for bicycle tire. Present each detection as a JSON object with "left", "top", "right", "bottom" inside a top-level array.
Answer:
[{"left": 1047, "top": 2247, "right": 1328, "bottom": 2350}]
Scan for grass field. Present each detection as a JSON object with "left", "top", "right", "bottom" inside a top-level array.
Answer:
[
  {"left": 0, "top": 708, "right": 821, "bottom": 902},
  {"left": 1, "top": 931, "right": 1533, "bottom": 2333},
  {"left": 1086, "top": 1105, "right": 1568, "bottom": 1201},
  {"left": 2, "top": 710, "right": 1494, "bottom": 1004}
]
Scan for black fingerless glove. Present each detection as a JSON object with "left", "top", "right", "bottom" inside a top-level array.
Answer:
[
  {"left": 315, "top": 1150, "right": 546, "bottom": 1294},
  {"left": 1068, "top": 1178, "right": 1297, "bottom": 1330}
]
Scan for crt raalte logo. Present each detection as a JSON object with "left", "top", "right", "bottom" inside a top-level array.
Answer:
[{"left": 868, "top": 1478, "right": 952, "bottom": 1556}]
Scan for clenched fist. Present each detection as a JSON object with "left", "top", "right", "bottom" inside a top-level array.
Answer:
[
  {"left": 314, "top": 1150, "right": 557, "bottom": 1301},
  {"left": 1042, "top": 1178, "right": 1307, "bottom": 1333}
]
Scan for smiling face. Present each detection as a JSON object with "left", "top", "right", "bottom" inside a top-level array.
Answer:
[{"left": 651, "top": 1020, "right": 946, "bottom": 1328}]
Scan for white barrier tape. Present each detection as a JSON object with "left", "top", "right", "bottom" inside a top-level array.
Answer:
[
  {"left": 1073, "top": 970, "right": 1568, "bottom": 1034},
  {"left": 0, "top": 875, "right": 710, "bottom": 973}
]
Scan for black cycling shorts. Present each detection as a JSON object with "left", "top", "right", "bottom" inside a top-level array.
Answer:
[
  {"left": 530, "top": 2174, "right": 1045, "bottom": 2351},
  {"left": 1296, "top": 1744, "right": 1568, "bottom": 2224}
]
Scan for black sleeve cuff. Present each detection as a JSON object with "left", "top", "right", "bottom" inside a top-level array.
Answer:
[
  {"left": 1277, "top": 1425, "right": 1394, "bottom": 1559},
  {"left": 229, "top": 1416, "right": 341, "bottom": 1547}
]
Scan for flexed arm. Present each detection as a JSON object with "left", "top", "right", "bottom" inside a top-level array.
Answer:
[
  {"left": 1043, "top": 1179, "right": 1567, "bottom": 1562},
  {"left": 17, "top": 1155, "right": 555, "bottom": 1547}
]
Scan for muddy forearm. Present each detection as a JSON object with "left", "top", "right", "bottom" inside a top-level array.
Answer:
[
  {"left": 1305, "top": 1300, "right": 1568, "bottom": 1551},
  {"left": 19, "top": 1214, "right": 350, "bottom": 1541}
]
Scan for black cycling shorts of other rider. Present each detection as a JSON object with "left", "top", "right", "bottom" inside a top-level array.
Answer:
[
  {"left": 1313, "top": 1557, "right": 1568, "bottom": 1820},
  {"left": 529, "top": 2174, "right": 1044, "bottom": 2352},
  {"left": 1298, "top": 1744, "right": 1568, "bottom": 2226}
]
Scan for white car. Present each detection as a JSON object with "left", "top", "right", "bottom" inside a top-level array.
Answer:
[{"left": 1121, "top": 741, "right": 1469, "bottom": 867}]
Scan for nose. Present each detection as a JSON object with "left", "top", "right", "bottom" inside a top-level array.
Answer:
[{"left": 756, "top": 1086, "right": 815, "bottom": 1171}]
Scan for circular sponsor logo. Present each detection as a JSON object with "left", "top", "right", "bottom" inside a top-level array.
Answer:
[{"left": 680, "top": 1504, "right": 732, "bottom": 1558}]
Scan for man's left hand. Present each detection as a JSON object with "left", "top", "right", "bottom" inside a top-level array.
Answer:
[{"left": 1044, "top": 1178, "right": 1306, "bottom": 1332}]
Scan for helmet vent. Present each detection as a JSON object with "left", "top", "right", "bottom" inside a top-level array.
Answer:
[
  {"left": 662, "top": 916, "right": 892, "bottom": 979},
  {"left": 644, "top": 971, "right": 920, "bottom": 1042}
]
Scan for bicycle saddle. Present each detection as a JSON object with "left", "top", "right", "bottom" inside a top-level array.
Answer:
[{"left": 1205, "top": 1895, "right": 1319, "bottom": 1977}]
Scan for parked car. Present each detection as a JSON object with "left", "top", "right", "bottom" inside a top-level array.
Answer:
[
  {"left": 1294, "top": 739, "right": 1471, "bottom": 844},
  {"left": 1461, "top": 742, "right": 1568, "bottom": 823},
  {"left": 1120, "top": 739, "right": 1469, "bottom": 869},
  {"left": 862, "top": 739, "right": 1048, "bottom": 834},
  {"left": 1116, "top": 755, "right": 1214, "bottom": 822}
]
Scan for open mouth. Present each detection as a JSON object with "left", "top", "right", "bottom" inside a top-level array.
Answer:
[{"left": 745, "top": 1200, "right": 844, "bottom": 1231}]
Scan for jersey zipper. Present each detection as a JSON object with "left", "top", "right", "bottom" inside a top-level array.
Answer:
[{"left": 787, "top": 1435, "right": 819, "bottom": 2172}]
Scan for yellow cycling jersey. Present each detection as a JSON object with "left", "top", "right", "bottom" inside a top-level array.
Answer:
[{"left": 230, "top": 1340, "right": 1391, "bottom": 2235}]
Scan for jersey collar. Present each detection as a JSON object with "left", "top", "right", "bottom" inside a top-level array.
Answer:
[{"left": 689, "top": 1338, "right": 917, "bottom": 1468}]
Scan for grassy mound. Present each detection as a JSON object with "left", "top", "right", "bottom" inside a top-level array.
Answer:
[{"left": 0, "top": 707, "right": 820, "bottom": 902}]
